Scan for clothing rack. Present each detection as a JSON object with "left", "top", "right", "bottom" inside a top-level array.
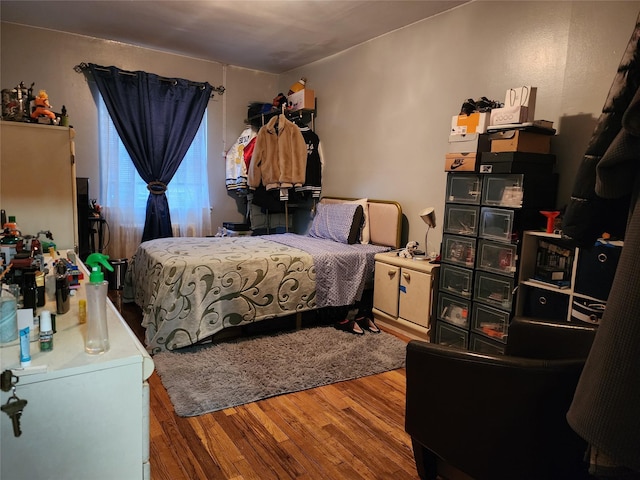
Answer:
[{"left": 246, "top": 106, "right": 316, "bottom": 131}]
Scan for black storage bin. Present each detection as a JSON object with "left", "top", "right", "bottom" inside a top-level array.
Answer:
[
  {"left": 523, "top": 286, "right": 570, "bottom": 322},
  {"left": 574, "top": 242, "right": 622, "bottom": 301},
  {"left": 570, "top": 297, "right": 606, "bottom": 325}
]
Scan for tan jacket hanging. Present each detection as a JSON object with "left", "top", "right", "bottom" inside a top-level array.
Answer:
[{"left": 248, "top": 114, "right": 307, "bottom": 190}]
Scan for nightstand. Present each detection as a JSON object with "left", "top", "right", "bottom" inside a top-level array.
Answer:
[{"left": 372, "top": 251, "right": 439, "bottom": 341}]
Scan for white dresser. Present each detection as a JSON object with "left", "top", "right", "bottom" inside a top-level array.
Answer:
[
  {"left": 0, "top": 259, "right": 154, "bottom": 480},
  {"left": 372, "top": 251, "right": 439, "bottom": 341}
]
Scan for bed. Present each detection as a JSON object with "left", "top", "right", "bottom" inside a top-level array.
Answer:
[{"left": 128, "top": 197, "right": 402, "bottom": 353}]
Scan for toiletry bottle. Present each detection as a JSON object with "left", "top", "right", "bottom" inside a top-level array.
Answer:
[
  {"left": 55, "top": 261, "right": 70, "bottom": 314},
  {"left": 78, "top": 298, "right": 87, "bottom": 325},
  {"left": 39, "top": 310, "right": 53, "bottom": 351},
  {"left": 22, "top": 269, "right": 38, "bottom": 314},
  {"left": 35, "top": 270, "right": 46, "bottom": 307},
  {"left": 84, "top": 253, "right": 114, "bottom": 354},
  {"left": 17, "top": 309, "right": 32, "bottom": 367}
]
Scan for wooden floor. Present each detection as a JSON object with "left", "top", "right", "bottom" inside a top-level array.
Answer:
[{"left": 110, "top": 292, "right": 421, "bottom": 480}]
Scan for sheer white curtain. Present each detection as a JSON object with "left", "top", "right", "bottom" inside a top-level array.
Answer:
[{"left": 98, "top": 96, "right": 212, "bottom": 260}]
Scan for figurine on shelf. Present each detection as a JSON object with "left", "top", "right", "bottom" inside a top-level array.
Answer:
[
  {"left": 398, "top": 240, "right": 420, "bottom": 258},
  {"left": 30, "top": 90, "right": 59, "bottom": 125}
]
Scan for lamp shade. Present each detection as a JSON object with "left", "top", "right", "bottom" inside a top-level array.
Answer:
[{"left": 420, "top": 207, "right": 436, "bottom": 228}]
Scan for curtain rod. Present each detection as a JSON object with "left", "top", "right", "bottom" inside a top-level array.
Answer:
[{"left": 73, "top": 62, "right": 225, "bottom": 97}]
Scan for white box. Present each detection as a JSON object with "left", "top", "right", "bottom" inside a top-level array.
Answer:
[
  {"left": 490, "top": 105, "right": 530, "bottom": 126},
  {"left": 451, "top": 112, "right": 491, "bottom": 134},
  {"left": 287, "top": 89, "right": 315, "bottom": 112}
]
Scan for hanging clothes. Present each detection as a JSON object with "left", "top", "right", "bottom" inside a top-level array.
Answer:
[
  {"left": 225, "top": 126, "right": 257, "bottom": 196},
  {"left": 248, "top": 114, "right": 307, "bottom": 192},
  {"left": 295, "top": 125, "right": 323, "bottom": 199},
  {"left": 243, "top": 136, "right": 257, "bottom": 172}
]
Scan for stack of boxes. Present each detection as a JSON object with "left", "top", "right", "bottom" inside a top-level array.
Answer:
[{"left": 435, "top": 87, "right": 559, "bottom": 353}]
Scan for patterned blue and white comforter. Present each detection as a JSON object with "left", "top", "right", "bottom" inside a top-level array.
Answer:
[
  {"left": 269, "top": 234, "right": 389, "bottom": 307},
  {"left": 129, "top": 235, "right": 388, "bottom": 353}
]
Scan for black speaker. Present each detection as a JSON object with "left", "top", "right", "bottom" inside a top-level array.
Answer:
[{"left": 76, "top": 177, "right": 91, "bottom": 261}]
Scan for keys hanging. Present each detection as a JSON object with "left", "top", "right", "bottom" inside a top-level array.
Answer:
[{"left": 2, "top": 387, "right": 27, "bottom": 437}]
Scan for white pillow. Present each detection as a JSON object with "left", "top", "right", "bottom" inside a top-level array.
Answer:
[{"left": 345, "top": 198, "right": 370, "bottom": 244}]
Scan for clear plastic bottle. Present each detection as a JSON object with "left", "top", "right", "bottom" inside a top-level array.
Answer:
[
  {"left": 0, "top": 285, "right": 18, "bottom": 344},
  {"left": 84, "top": 253, "right": 114, "bottom": 354}
]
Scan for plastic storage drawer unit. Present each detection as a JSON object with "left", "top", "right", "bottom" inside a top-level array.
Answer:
[
  {"left": 443, "top": 204, "right": 480, "bottom": 236},
  {"left": 442, "top": 234, "right": 476, "bottom": 268},
  {"left": 472, "top": 303, "right": 510, "bottom": 343},
  {"left": 481, "top": 173, "right": 558, "bottom": 209},
  {"left": 470, "top": 333, "right": 506, "bottom": 355},
  {"left": 439, "top": 264, "right": 473, "bottom": 299},
  {"left": 435, "top": 321, "right": 469, "bottom": 349},
  {"left": 446, "top": 173, "right": 482, "bottom": 205},
  {"left": 482, "top": 174, "right": 525, "bottom": 208},
  {"left": 476, "top": 238, "right": 518, "bottom": 277},
  {"left": 479, "top": 207, "right": 547, "bottom": 243},
  {"left": 473, "top": 270, "right": 515, "bottom": 310},
  {"left": 437, "top": 292, "right": 471, "bottom": 329}
]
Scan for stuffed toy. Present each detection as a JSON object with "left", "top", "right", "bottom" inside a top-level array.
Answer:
[
  {"left": 398, "top": 241, "right": 420, "bottom": 258},
  {"left": 30, "top": 90, "right": 57, "bottom": 123}
]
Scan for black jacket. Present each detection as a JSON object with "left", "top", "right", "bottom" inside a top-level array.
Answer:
[{"left": 561, "top": 17, "right": 640, "bottom": 246}]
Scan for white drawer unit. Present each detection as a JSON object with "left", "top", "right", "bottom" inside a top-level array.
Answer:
[
  {"left": 1, "top": 258, "right": 154, "bottom": 480},
  {"left": 373, "top": 252, "right": 439, "bottom": 340}
]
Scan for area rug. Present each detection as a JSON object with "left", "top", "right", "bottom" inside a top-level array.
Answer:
[{"left": 152, "top": 325, "right": 407, "bottom": 417}]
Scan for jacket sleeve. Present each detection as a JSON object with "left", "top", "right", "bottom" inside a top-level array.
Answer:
[
  {"left": 248, "top": 133, "right": 264, "bottom": 189},
  {"left": 291, "top": 127, "right": 308, "bottom": 186}
]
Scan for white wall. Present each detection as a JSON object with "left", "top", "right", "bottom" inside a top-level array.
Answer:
[
  {"left": 2, "top": 1, "right": 639, "bottom": 253},
  {"left": 0, "top": 23, "right": 278, "bottom": 231},
  {"left": 280, "top": 1, "right": 639, "bottom": 251}
]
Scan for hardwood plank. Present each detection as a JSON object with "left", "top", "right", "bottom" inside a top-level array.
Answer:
[{"left": 110, "top": 294, "right": 420, "bottom": 480}]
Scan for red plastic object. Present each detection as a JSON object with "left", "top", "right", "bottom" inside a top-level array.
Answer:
[{"left": 540, "top": 211, "right": 560, "bottom": 233}]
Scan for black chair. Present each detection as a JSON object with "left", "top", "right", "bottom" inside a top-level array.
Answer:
[{"left": 405, "top": 317, "right": 597, "bottom": 480}]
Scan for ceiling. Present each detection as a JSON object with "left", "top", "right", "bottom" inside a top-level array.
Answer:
[{"left": 0, "top": 1, "right": 469, "bottom": 74}]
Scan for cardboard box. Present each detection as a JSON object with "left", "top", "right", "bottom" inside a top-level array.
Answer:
[
  {"left": 479, "top": 152, "right": 556, "bottom": 174},
  {"left": 490, "top": 105, "right": 530, "bottom": 126},
  {"left": 490, "top": 130, "right": 551, "bottom": 154},
  {"left": 451, "top": 112, "right": 491, "bottom": 134},
  {"left": 287, "top": 89, "right": 315, "bottom": 112},
  {"left": 445, "top": 152, "right": 478, "bottom": 172},
  {"left": 448, "top": 133, "right": 491, "bottom": 153}
]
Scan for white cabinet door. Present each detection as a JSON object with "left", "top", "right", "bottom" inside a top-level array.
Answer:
[
  {"left": 373, "top": 261, "right": 400, "bottom": 317},
  {"left": 399, "top": 268, "right": 432, "bottom": 328}
]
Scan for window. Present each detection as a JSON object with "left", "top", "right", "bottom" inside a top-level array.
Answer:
[{"left": 98, "top": 96, "right": 211, "bottom": 259}]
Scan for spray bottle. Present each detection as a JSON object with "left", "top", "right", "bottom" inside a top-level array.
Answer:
[{"left": 84, "top": 253, "right": 113, "bottom": 354}]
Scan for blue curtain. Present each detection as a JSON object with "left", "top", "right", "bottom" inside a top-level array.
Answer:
[{"left": 88, "top": 63, "right": 212, "bottom": 242}]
